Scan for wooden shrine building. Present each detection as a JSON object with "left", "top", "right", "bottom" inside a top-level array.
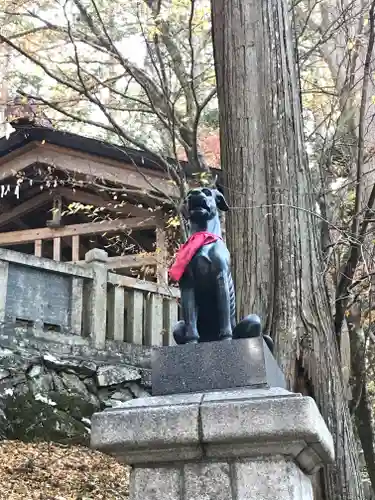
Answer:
[
  {"left": 0, "top": 120, "right": 191, "bottom": 285},
  {"left": 0, "top": 100, "right": 221, "bottom": 289},
  {"left": 0, "top": 127, "right": 174, "bottom": 281}
]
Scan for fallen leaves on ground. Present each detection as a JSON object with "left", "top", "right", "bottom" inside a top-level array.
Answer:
[{"left": 0, "top": 440, "right": 129, "bottom": 499}]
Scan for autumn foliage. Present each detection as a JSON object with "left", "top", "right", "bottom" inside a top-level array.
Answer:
[
  {"left": 177, "top": 128, "right": 221, "bottom": 167},
  {"left": 0, "top": 440, "right": 129, "bottom": 499}
]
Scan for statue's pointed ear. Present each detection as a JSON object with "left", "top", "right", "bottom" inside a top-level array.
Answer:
[{"left": 215, "top": 190, "right": 229, "bottom": 212}]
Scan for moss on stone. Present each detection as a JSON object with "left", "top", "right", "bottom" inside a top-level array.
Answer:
[{"left": 3, "top": 393, "right": 90, "bottom": 445}]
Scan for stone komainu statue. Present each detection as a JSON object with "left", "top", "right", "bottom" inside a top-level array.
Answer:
[{"left": 169, "top": 187, "right": 273, "bottom": 352}]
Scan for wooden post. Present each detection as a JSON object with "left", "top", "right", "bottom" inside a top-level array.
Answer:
[
  {"left": 49, "top": 195, "right": 62, "bottom": 227},
  {"left": 53, "top": 237, "right": 61, "bottom": 261},
  {"left": 106, "top": 286, "right": 114, "bottom": 341},
  {"left": 71, "top": 277, "right": 84, "bottom": 336},
  {"left": 156, "top": 226, "right": 168, "bottom": 285},
  {"left": 84, "top": 248, "right": 108, "bottom": 349},
  {"left": 145, "top": 293, "right": 164, "bottom": 346},
  {"left": 163, "top": 298, "right": 178, "bottom": 345},
  {"left": 34, "top": 239, "right": 42, "bottom": 257},
  {"left": 108, "top": 284, "right": 125, "bottom": 342},
  {"left": 0, "top": 260, "right": 9, "bottom": 323},
  {"left": 126, "top": 290, "right": 144, "bottom": 345},
  {"left": 72, "top": 235, "right": 80, "bottom": 262}
]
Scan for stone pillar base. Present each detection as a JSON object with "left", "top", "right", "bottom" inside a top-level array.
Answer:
[
  {"left": 131, "top": 457, "right": 313, "bottom": 499},
  {"left": 91, "top": 387, "right": 334, "bottom": 500}
]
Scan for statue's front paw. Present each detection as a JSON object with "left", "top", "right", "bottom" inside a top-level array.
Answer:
[
  {"left": 173, "top": 321, "right": 200, "bottom": 344},
  {"left": 219, "top": 330, "right": 232, "bottom": 341},
  {"left": 173, "top": 320, "right": 187, "bottom": 345},
  {"left": 185, "top": 325, "right": 199, "bottom": 343}
]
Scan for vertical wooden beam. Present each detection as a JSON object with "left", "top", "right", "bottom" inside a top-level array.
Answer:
[
  {"left": 126, "top": 290, "right": 144, "bottom": 345},
  {"left": 34, "top": 239, "right": 42, "bottom": 257},
  {"left": 72, "top": 235, "right": 80, "bottom": 262},
  {"left": 163, "top": 298, "right": 179, "bottom": 345},
  {"left": 107, "top": 285, "right": 125, "bottom": 342},
  {"left": 84, "top": 248, "right": 108, "bottom": 349},
  {"left": 53, "top": 237, "right": 61, "bottom": 261},
  {"left": 71, "top": 277, "right": 84, "bottom": 335},
  {"left": 146, "top": 293, "right": 164, "bottom": 346},
  {"left": 113, "top": 285, "right": 125, "bottom": 342},
  {"left": 51, "top": 195, "right": 62, "bottom": 226},
  {"left": 156, "top": 226, "right": 168, "bottom": 285},
  {"left": 106, "top": 286, "right": 115, "bottom": 341},
  {"left": 0, "top": 261, "right": 9, "bottom": 323}
]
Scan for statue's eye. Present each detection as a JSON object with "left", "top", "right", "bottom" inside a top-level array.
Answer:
[{"left": 202, "top": 188, "right": 212, "bottom": 196}]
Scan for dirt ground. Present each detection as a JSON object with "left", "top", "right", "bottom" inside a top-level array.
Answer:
[{"left": 0, "top": 440, "right": 129, "bottom": 499}]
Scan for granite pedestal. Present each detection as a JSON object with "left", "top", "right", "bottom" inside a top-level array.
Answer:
[
  {"left": 91, "top": 339, "right": 335, "bottom": 500},
  {"left": 152, "top": 337, "right": 286, "bottom": 395}
]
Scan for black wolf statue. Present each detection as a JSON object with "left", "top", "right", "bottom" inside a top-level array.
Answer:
[{"left": 169, "top": 187, "right": 273, "bottom": 352}]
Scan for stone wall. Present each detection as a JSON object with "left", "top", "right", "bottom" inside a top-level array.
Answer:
[
  {"left": 6, "top": 262, "right": 72, "bottom": 329},
  {"left": 0, "top": 321, "right": 152, "bottom": 445}
]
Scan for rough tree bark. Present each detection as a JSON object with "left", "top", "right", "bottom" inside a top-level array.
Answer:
[{"left": 211, "top": 0, "right": 365, "bottom": 498}]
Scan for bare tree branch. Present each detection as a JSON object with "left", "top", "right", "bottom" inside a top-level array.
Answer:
[{"left": 335, "top": 0, "right": 375, "bottom": 339}]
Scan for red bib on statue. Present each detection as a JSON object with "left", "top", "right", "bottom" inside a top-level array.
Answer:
[{"left": 169, "top": 231, "right": 222, "bottom": 282}]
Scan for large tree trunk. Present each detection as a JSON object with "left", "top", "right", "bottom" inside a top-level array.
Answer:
[{"left": 211, "top": 1, "right": 365, "bottom": 498}]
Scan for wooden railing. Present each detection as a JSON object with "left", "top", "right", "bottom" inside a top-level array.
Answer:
[
  {"left": 0, "top": 247, "right": 179, "bottom": 349},
  {"left": 107, "top": 274, "right": 179, "bottom": 346},
  {"left": 0, "top": 215, "right": 160, "bottom": 264}
]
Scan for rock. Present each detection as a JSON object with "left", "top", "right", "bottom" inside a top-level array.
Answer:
[
  {"left": 60, "top": 373, "right": 100, "bottom": 409},
  {"left": 61, "top": 372, "right": 88, "bottom": 395},
  {"left": 0, "top": 348, "right": 13, "bottom": 358},
  {"left": 0, "top": 408, "right": 6, "bottom": 439},
  {"left": 84, "top": 377, "right": 98, "bottom": 394},
  {"left": 14, "top": 383, "right": 29, "bottom": 396},
  {"left": 97, "top": 388, "right": 111, "bottom": 403},
  {"left": 110, "top": 389, "right": 134, "bottom": 401},
  {"left": 67, "top": 359, "right": 97, "bottom": 378},
  {"left": 48, "top": 391, "right": 100, "bottom": 420},
  {"left": 51, "top": 372, "right": 66, "bottom": 393},
  {"left": 2, "top": 375, "right": 30, "bottom": 397},
  {"left": 27, "top": 364, "right": 43, "bottom": 378},
  {"left": 42, "top": 353, "right": 73, "bottom": 370},
  {"left": 0, "top": 351, "right": 37, "bottom": 372},
  {"left": 2, "top": 392, "right": 90, "bottom": 445},
  {"left": 34, "top": 393, "right": 56, "bottom": 406},
  {"left": 28, "top": 372, "right": 54, "bottom": 395},
  {"left": 43, "top": 354, "right": 97, "bottom": 377},
  {"left": 0, "top": 331, "right": 152, "bottom": 444},
  {"left": 127, "top": 382, "right": 150, "bottom": 398},
  {"left": 86, "top": 391, "right": 101, "bottom": 409},
  {"left": 105, "top": 399, "right": 127, "bottom": 408},
  {"left": 0, "top": 369, "right": 10, "bottom": 381},
  {"left": 81, "top": 416, "right": 91, "bottom": 428},
  {"left": 96, "top": 365, "right": 141, "bottom": 387}
]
